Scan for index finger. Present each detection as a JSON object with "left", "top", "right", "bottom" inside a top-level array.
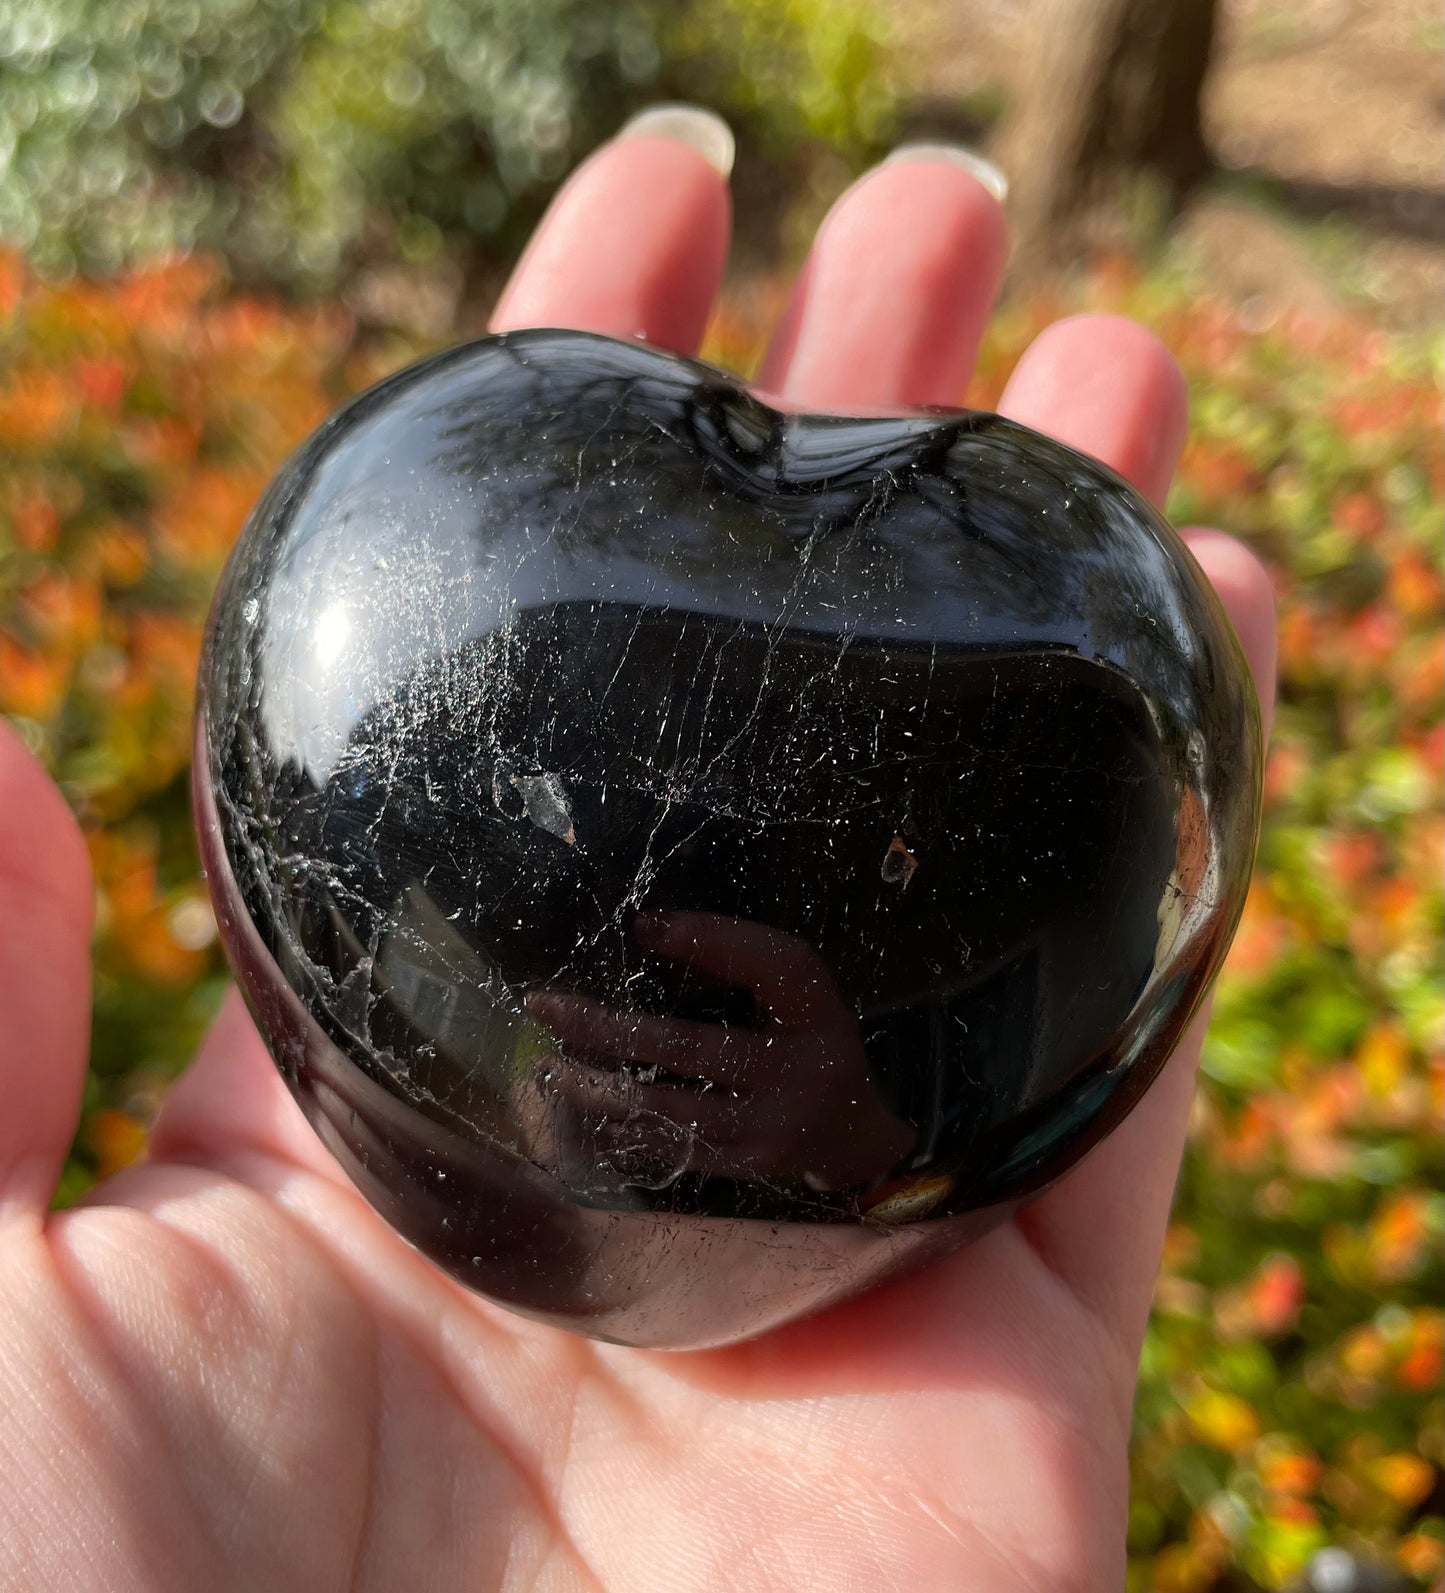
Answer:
[
  {"left": 490, "top": 105, "right": 733, "bottom": 352},
  {"left": 0, "top": 721, "right": 94, "bottom": 1224}
]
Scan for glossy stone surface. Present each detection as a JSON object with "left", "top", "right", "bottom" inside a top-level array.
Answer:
[{"left": 195, "top": 328, "right": 1262, "bottom": 1347}]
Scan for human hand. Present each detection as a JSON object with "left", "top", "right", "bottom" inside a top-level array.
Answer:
[
  {"left": 1, "top": 110, "right": 1275, "bottom": 1590},
  {"left": 522, "top": 911, "right": 917, "bottom": 1191}
]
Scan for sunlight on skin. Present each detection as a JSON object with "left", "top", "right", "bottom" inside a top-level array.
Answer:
[{"left": 0, "top": 117, "right": 1275, "bottom": 1591}]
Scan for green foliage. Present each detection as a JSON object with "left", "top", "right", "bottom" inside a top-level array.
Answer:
[
  {"left": 0, "top": 0, "right": 328, "bottom": 273},
  {"left": 250, "top": 0, "right": 667, "bottom": 282},
  {"left": 1111, "top": 283, "right": 1442, "bottom": 1592},
  {"left": 0, "top": 0, "right": 894, "bottom": 284},
  {"left": 659, "top": 0, "right": 894, "bottom": 159}
]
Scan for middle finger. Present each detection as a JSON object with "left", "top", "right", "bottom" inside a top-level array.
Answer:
[{"left": 759, "top": 147, "right": 1009, "bottom": 410}]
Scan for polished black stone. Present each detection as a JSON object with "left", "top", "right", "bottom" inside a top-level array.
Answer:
[{"left": 195, "top": 328, "right": 1262, "bottom": 1347}]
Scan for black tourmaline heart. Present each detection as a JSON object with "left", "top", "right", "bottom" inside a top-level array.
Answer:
[{"left": 195, "top": 328, "right": 1261, "bottom": 1347}]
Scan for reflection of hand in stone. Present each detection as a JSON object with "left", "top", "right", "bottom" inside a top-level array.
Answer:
[{"left": 523, "top": 912, "right": 916, "bottom": 1189}]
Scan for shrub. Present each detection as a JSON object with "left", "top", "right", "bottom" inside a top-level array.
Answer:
[{"left": 0, "top": 0, "right": 894, "bottom": 285}]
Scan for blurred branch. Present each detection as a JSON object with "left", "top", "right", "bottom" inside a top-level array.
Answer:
[{"left": 997, "top": 0, "right": 1219, "bottom": 278}]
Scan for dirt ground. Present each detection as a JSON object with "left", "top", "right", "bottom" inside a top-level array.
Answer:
[{"left": 894, "top": 0, "right": 1444, "bottom": 330}]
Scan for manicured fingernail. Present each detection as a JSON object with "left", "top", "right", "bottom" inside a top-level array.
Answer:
[
  {"left": 617, "top": 104, "right": 735, "bottom": 179},
  {"left": 883, "top": 142, "right": 1008, "bottom": 203}
]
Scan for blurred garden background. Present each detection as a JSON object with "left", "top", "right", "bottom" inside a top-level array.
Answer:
[{"left": 0, "top": 1, "right": 1440, "bottom": 1587}]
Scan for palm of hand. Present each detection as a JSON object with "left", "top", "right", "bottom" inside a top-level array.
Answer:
[
  {"left": 0, "top": 126, "right": 1274, "bottom": 1593},
  {"left": 11, "top": 1054, "right": 1130, "bottom": 1590}
]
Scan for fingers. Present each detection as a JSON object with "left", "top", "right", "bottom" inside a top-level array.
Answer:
[
  {"left": 524, "top": 989, "right": 765, "bottom": 1085},
  {"left": 1181, "top": 527, "right": 1279, "bottom": 741},
  {"left": 996, "top": 313, "right": 1274, "bottom": 745},
  {"left": 758, "top": 149, "right": 1009, "bottom": 409},
  {"left": 0, "top": 721, "right": 94, "bottom": 1223},
  {"left": 634, "top": 912, "right": 848, "bottom": 1032},
  {"left": 997, "top": 313, "right": 1190, "bottom": 505},
  {"left": 490, "top": 106, "right": 733, "bottom": 353},
  {"left": 537, "top": 1055, "right": 740, "bottom": 1140}
]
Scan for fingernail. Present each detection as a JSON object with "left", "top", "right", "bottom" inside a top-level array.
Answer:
[
  {"left": 617, "top": 104, "right": 735, "bottom": 179},
  {"left": 882, "top": 142, "right": 1008, "bottom": 203}
]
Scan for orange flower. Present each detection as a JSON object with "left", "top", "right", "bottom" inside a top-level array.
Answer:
[
  {"left": 1186, "top": 1388, "right": 1260, "bottom": 1453},
  {"left": 1334, "top": 387, "right": 1431, "bottom": 439},
  {"left": 1258, "top": 1440, "right": 1324, "bottom": 1498},
  {"left": 1334, "top": 491, "right": 1386, "bottom": 538},
  {"left": 1246, "top": 1254, "right": 1306, "bottom": 1336},
  {"left": 1397, "top": 1532, "right": 1444, "bottom": 1582},
  {"left": 1355, "top": 1024, "right": 1410, "bottom": 1100},
  {"left": 0, "top": 366, "right": 72, "bottom": 447},
  {"left": 1225, "top": 880, "right": 1290, "bottom": 978},
  {"left": 12, "top": 494, "right": 60, "bottom": 552},
  {"left": 92, "top": 826, "right": 208, "bottom": 986},
  {"left": 114, "top": 254, "right": 219, "bottom": 334},
  {"left": 1281, "top": 1066, "right": 1362, "bottom": 1178},
  {"left": 1422, "top": 723, "right": 1445, "bottom": 777},
  {"left": 0, "top": 247, "right": 22, "bottom": 318},
  {"left": 128, "top": 611, "right": 203, "bottom": 687},
  {"left": 1338, "top": 1324, "right": 1390, "bottom": 1381},
  {"left": 23, "top": 569, "right": 101, "bottom": 647},
  {"left": 1365, "top": 1453, "right": 1436, "bottom": 1511},
  {"left": 76, "top": 358, "right": 129, "bottom": 409},
  {"left": 124, "top": 414, "right": 203, "bottom": 472},
  {"left": 1161, "top": 1223, "right": 1201, "bottom": 1271},
  {"left": 1181, "top": 437, "right": 1260, "bottom": 500},
  {"left": 0, "top": 632, "right": 71, "bottom": 718},
  {"left": 1396, "top": 1341, "right": 1444, "bottom": 1393},
  {"left": 1150, "top": 1541, "right": 1221, "bottom": 1593},
  {"left": 1404, "top": 632, "right": 1445, "bottom": 709},
  {"left": 84, "top": 523, "right": 150, "bottom": 588},
  {"left": 83, "top": 1110, "right": 148, "bottom": 1179},
  {"left": 1326, "top": 831, "right": 1381, "bottom": 891},
  {"left": 1367, "top": 1191, "right": 1434, "bottom": 1282},
  {"left": 1265, "top": 1496, "right": 1320, "bottom": 1527},
  {"left": 1219, "top": 1096, "right": 1276, "bottom": 1172},
  {"left": 153, "top": 464, "right": 265, "bottom": 567},
  {"left": 1345, "top": 603, "right": 1403, "bottom": 662},
  {"left": 1388, "top": 552, "right": 1445, "bottom": 621},
  {"left": 1262, "top": 738, "right": 1308, "bottom": 804},
  {"left": 1368, "top": 876, "right": 1423, "bottom": 941}
]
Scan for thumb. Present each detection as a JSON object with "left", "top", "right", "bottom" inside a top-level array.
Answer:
[{"left": 0, "top": 719, "right": 93, "bottom": 1225}]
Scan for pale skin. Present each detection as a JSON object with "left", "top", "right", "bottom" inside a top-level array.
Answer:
[{"left": 0, "top": 129, "right": 1277, "bottom": 1591}]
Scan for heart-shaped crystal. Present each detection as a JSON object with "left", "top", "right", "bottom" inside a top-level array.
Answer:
[{"left": 195, "top": 329, "right": 1261, "bottom": 1347}]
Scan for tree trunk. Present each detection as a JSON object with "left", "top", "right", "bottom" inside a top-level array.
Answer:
[{"left": 998, "top": 0, "right": 1219, "bottom": 276}]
